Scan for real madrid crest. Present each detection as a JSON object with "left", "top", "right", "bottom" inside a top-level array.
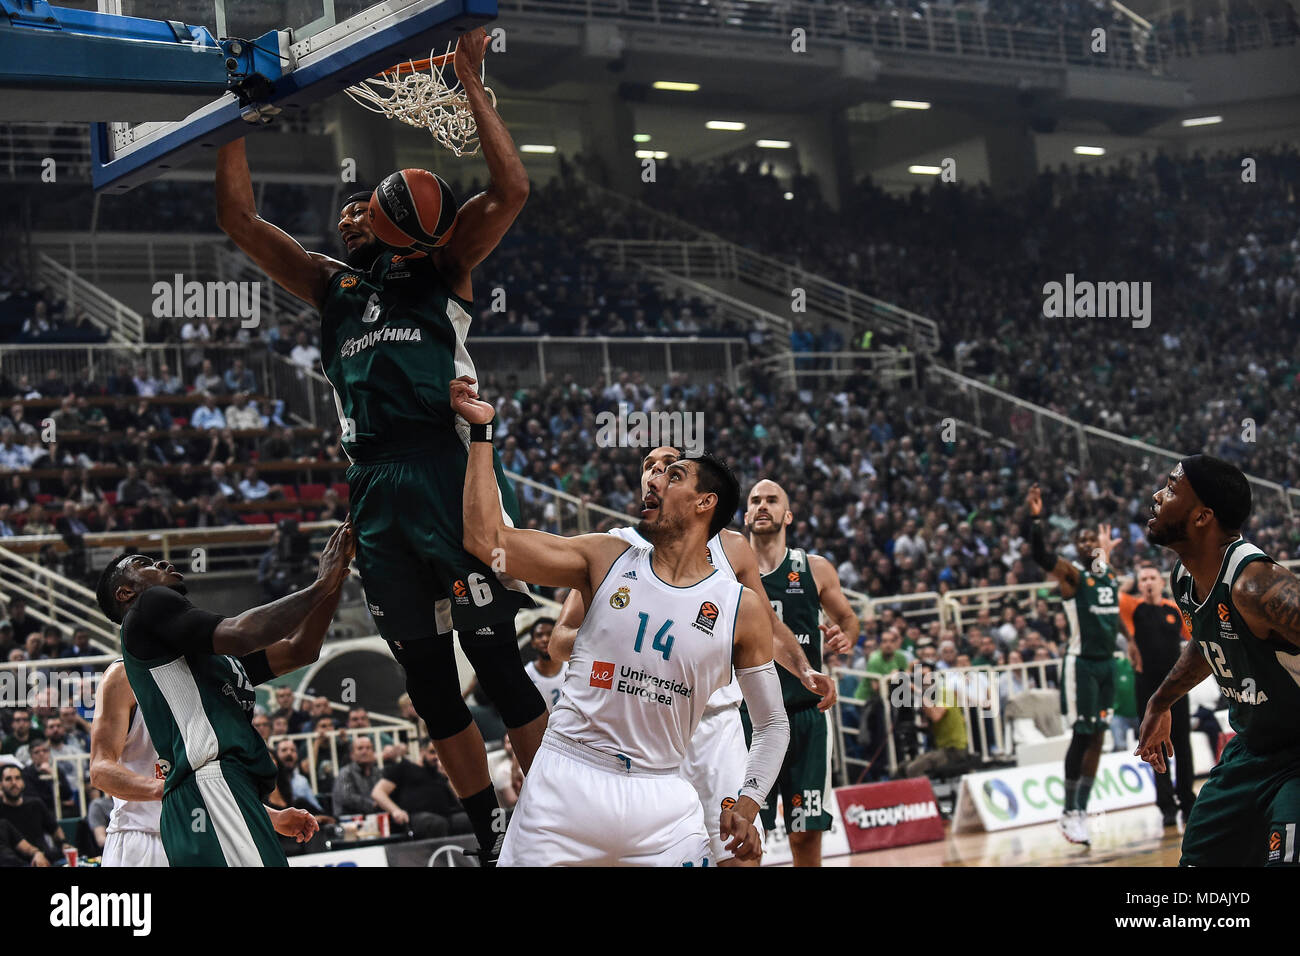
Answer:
[{"left": 610, "top": 586, "right": 631, "bottom": 610}]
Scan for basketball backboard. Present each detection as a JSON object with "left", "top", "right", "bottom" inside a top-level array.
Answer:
[{"left": 91, "top": 0, "right": 495, "bottom": 194}]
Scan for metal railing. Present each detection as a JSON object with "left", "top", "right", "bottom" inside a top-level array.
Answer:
[
  {"left": 498, "top": 0, "right": 1166, "bottom": 72},
  {"left": 213, "top": 246, "right": 319, "bottom": 329},
  {"left": 639, "top": 264, "right": 792, "bottom": 337},
  {"left": 35, "top": 254, "right": 145, "bottom": 344},
  {"left": 0, "top": 123, "right": 91, "bottom": 181},
  {"left": 470, "top": 336, "right": 748, "bottom": 389},
  {"left": 0, "top": 342, "right": 280, "bottom": 390},
  {"left": 0, "top": 545, "right": 119, "bottom": 651},
  {"left": 746, "top": 349, "right": 918, "bottom": 387},
  {"left": 267, "top": 724, "right": 423, "bottom": 799},
  {"left": 29, "top": 232, "right": 228, "bottom": 287},
  {"left": 928, "top": 364, "right": 1300, "bottom": 519}
]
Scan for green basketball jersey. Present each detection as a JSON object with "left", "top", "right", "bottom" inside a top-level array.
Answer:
[
  {"left": 1172, "top": 539, "right": 1300, "bottom": 754},
  {"left": 761, "top": 548, "right": 823, "bottom": 709},
  {"left": 319, "top": 251, "right": 475, "bottom": 462},
  {"left": 1063, "top": 562, "right": 1121, "bottom": 659},
  {"left": 121, "top": 630, "right": 276, "bottom": 799}
]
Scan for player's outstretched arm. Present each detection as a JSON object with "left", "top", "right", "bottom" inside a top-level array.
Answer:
[
  {"left": 455, "top": 377, "right": 625, "bottom": 593},
  {"left": 550, "top": 588, "right": 586, "bottom": 664},
  {"left": 1134, "top": 637, "right": 1211, "bottom": 772},
  {"left": 723, "top": 588, "right": 790, "bottom": 862},
  {"left": 250, "top": 571, "right": 350, "bottom": 681},
  {"left": 213, "top": 522, "right": 354, "bottom": 657},
  {"left": 1235, "top": 560, "right": 1300, "bottom": 649},
  {"left": 88, "top": 662, "right": 163, "bottom": 803},
  {"left": 266, "top": 805, "right": 318, "bottom": 843},
  {"left": 435, "top": 28, "right": 530, "bottom": 300},
  {"left": 809, "top": 553, "right": 861, "bottom": 655},
  {"left": 723, "top": 530, "right": 837, "bottom": 711},
  {"left": 1026, "top": 484, "right": 1080, "bottom": 596},
  {"left": 216, "top": 138, "right": 339, "bottom": 310}
]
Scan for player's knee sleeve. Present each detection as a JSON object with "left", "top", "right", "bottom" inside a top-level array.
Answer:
[
  {"left": 459, "top": 622, "right": 547, "bottom": 729},
  {"left": 1064, "top": 730, "right": 1089, "bottom": 778},
  {"left": 387, "top": 638, "right": 473, "bottom": 740}
]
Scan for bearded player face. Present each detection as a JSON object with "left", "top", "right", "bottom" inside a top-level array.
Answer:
[
  {"left": 745, "top": 479, "right": 791, "bottom": 538},
  {"left": 1147, "top": 463, "right": 1196, "bottom": 547},
  {"left": 337, "top": 200, "right": 382, "bottom": 268}
]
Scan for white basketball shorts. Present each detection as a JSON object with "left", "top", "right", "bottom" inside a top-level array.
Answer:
[
  {"left": 680, "top": 703, "right": 761, "bottom": 863},
  {"left": 102, "top": 829, "right": 169, "bottom": 867},
  {"left": 500, "top": 731, "right": 712, "bottom": 867}
]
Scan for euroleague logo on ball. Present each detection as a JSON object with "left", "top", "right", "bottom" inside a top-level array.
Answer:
[{"left": 370, "top": 168, "right": 458, "bottom": 252}]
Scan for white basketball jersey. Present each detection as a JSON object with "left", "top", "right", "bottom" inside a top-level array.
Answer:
[
  {"left": 107, "top": 704, "right": 163, "bottom": 835},
  {"left": 608, "top": 526, "right": 743, "bottom": 709},
  {"left": 548, "top": 544, "right": 743, "bottom": 771},
  {"left": 524, "top": 660, "right": 569, "bottom": 712}
]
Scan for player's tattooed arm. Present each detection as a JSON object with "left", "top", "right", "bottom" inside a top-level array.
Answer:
[
  {"left": 215, "top": 139, "right": 339, "bottom": 309},
  {"left": 809, "top": 553, "right": 861, "bottom": 655},
  {"left": 1234, "top": 561, "right": 1300, "bottom": 649},
  {"left": 1135, "top": 638, "right": 1212, "bottom": 773},
  {"left": 88, "top": 662, "right": 164, "bottom": 802},
  {"left": 1026, "top": 484, "right": 1079, "bottom": 596},
  {"left": 550, "top": 588, "right": 586, "bottom": 664}
]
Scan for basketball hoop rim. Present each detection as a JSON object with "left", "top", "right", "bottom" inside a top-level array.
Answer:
[{"left": 381, "top": 51, "right": 455, "bottom": 77}]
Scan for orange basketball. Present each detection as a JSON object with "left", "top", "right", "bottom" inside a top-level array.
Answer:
[{"left": 368, "top": 168, "right": 458, "bottom": 251}]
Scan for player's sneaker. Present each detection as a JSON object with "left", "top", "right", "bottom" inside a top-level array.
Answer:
[{"left": 1058, "top": 810, "right": 1090, "bottom": 845}]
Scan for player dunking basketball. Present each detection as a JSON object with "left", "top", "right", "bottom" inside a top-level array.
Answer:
[
  {"left": 744, "top": 479, "right": 860, "bottom": 867},
  {"left": 1137, "top": 455, "right": 1300, "bottom": 866},
  {"left": 216, "top": 28, "right": 546, "bottom": 862},
  {"left": 551, "top": 446, "right": 842, "bottom": 867},
  {"left": 1026, "top": 484, "right": 1121, "bottom": 846},
  {"left": 453, "top": 380, "right": 789, "bottom": 865}
]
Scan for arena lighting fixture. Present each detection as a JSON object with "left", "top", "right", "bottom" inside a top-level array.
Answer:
[
  {"left": 890, "top": 100, "right": 931, "bottom": 110},
  {"left": 635, "top": 149, "right": 669, "bottom": 159},
  {"left": 652, "top": 81, "right": 700, "bottom": 92},
  {"left": 705, "top": 120, "right": 746, "bottom": 131},
  {"left": 757, "top": 139, "right": 791, "bottom": 149},
  {"left": 520, "top": 144, "right": 557, "bottom": 154},
  {"left": 908, "top": 165, "right": 943, "bottom": 175},
  {"left": 1181, "top": 115, "right": 1223, "bottom": 127},
  {"left": 633, "top": 133, "right": 652, "bottom": 142},
  {"left": 1074, "top": 146, "right": 1106, "bottom": 156},
  {"left": 783, "top": 192, "right": 794, "bottom": 200}
]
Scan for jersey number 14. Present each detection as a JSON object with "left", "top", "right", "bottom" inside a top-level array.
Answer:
[{"left": 633, "top": 612, "right": 675, "bottom": 661}]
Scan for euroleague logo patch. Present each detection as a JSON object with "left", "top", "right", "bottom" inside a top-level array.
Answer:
[
  {"left": 452, "top": 579, "right": 469, "bottom": 605},
  {"left": 590, "top": 661, "right": 615, "bottom": 689},
  {"left": 610, "top": 586, "right": 631, "bottom": 610},
  {"left": 339, "top": 274, "right": 359, "bottom": 289},
  {"left": 692, "top": 601, "right": 719, "bottom": 634},
  {"left": 1269, "top": 830, "right": 1283, "bottom": 862},
  {"left": 720, "top": 796, "right": 736, "bottom": 812},
  {"left": 1218, "top": 603, "right": 1231, "bottom": 623}
]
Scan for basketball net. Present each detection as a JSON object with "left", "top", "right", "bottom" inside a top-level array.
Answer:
[{"left": 343, "top": 44, "right": 495, "bottom": 157}]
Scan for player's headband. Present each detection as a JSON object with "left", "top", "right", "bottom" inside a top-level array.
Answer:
[
  {"left": 341, "top": 190, "right": 373, "bottom": 212},
  {"left": 1179, "top": 454, "right": 1251, "bottom": 531}
]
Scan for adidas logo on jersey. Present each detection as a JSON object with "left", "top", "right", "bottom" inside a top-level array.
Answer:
[
  {"left": 622, "top": 570, "right": 637, "bottom": 579},
  {"left": 475, "top": 626, "right": 494, "bottom": 636}
]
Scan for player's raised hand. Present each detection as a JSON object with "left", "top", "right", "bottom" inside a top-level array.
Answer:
[
  {"left": 1134, "top": 706, "right": 1173, "bottom": 773},
  {"left": 269, "top": 806, "right": 320, "bottom": 843},
  {"left": 719, "top": 806, "right": 763, "bottom": 864},
  {"left": 453, "top": 27, "right": 491, "bottom": 89},
  {"left": 802, "top": 668, "right": 838, "bottom": 712},
  {"left": 820, "top": 622, "right": 853, "bottom": 656},
  {"left": 1026, "top": 484, "right": 1043, "bottom": 517},
  {"left": 449, "top": 375, "right": 494, "bottom": 424},
  {"left": 316, "top": 520, "right": 354, "bottom": 590}
]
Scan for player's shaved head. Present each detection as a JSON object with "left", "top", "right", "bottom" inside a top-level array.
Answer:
[{"left": 745, "top": 478, "right": 792, "bottom": 540}]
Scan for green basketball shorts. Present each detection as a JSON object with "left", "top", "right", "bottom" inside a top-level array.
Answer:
[
  {"left": 742, "top": 704, "right": 834, "bottom": 833},
  {"left": 1060, "top": 655, "right": 1114, "bottom": 734},
  {"left": 347, "top": 441, "right": 535, "bottom": 641},
  {"left": 160, "top": 762, "right": 285, "bottom": 867},
  {"left": 1180, "top": 735, "right": 1300, "bottom": 867}
]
